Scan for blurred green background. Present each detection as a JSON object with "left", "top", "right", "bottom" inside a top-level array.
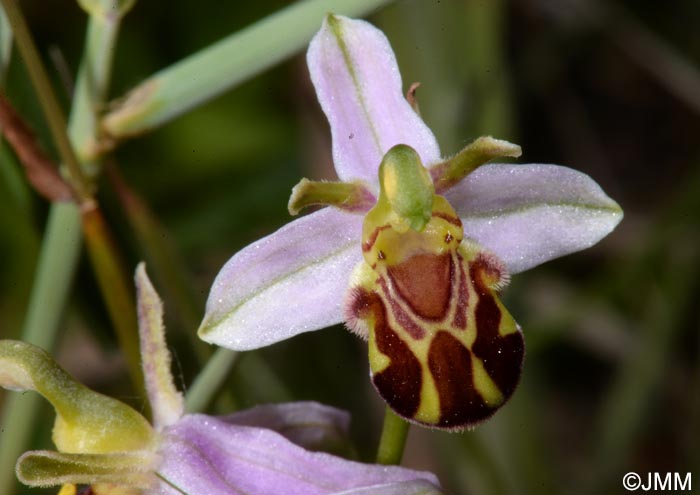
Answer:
[{"left": 1, "top": 0, "right": 699, "bottom": 494}]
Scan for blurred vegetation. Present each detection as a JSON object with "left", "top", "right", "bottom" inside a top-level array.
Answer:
[{"left": 1, "top": 0, "right": 699, "bottom": 494}]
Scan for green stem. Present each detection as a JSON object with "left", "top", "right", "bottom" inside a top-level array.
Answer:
[
  {"left": 102, "top": 0, "right": 395, "bottom": 138},
  {"left": 0, "top": 0, "right": 91, "bottom": 200},
  {"left": 185, "top": 348, "right": 239, "bottom": 413},
  {"left": 0, "top": 203, "right": 82, "bottom": 494},
  {"left": 376, "top": 407, "right": 410, "bottom": 465},
  {"left": 0, "top": 5, "right": 124, "bottom": 492},
  {"left": 68, "top": 9, "right": 119, "bottom": 171}
]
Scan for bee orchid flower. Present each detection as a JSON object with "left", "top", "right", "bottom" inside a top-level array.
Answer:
[
  {"left": 0, "top": 264, "right": 444, "bottom": 494},
  {"left": 198, "top": 15, "right": 622, "bottom": 429}
]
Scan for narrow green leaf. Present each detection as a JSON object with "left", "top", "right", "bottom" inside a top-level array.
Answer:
[{"left": 67, "top": 12, "right": 121, "bottom": 170}]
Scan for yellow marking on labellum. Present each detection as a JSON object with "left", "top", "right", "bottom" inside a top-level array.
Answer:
[
  {"left": 368, "top": 321, "right": 391, "bottom": 374},
  {"left": 346, "top": 147, "right": 524, "bottom": 430},
  {"left": 414, "top": 365, "right": 441, "bottom": 425},
  {"left": 471, "top": 356, "right": 504, "bottom": 406}
]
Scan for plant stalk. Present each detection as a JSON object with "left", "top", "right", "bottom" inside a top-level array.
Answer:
[
  {"left": 0, "top": 0, "right": 91, "bottom": 200},
  {"left": 376, "top": 406, "right": 410, "bottom": 465},
  {"left": 0, "top": 3, "right": 126, "bottom": 492}
]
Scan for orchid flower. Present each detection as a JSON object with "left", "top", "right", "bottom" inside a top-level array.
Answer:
[
  {"left": 198, "top": 15, "right": 623, "bottom": 429},
  {"left": 0, "top": 264, "right": 444, "bottom": 495}
]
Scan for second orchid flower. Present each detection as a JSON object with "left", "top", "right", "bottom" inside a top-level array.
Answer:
[{"left": 0, "top": 264, "right": 444, "bottom": 494}]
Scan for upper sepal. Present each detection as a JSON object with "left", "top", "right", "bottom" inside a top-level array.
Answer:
[{"left": 308, "top": 14, "right": 440, "bottom": 184}]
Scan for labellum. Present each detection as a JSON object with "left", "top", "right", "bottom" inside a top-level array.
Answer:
[{"left": 345, "top": 145, "right": 524, "bottom": 430}]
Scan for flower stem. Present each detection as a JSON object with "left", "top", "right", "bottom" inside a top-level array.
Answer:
[{"left": 376, "top": 407, "right": 410, "bottom": 465}]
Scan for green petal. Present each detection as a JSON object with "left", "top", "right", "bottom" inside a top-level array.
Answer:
[
  {"left": 429, "top": 136, "right": 521, "bottom": 193},
  {"left": 288, "top": 178, "right": 376, "bottom": 215}
]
